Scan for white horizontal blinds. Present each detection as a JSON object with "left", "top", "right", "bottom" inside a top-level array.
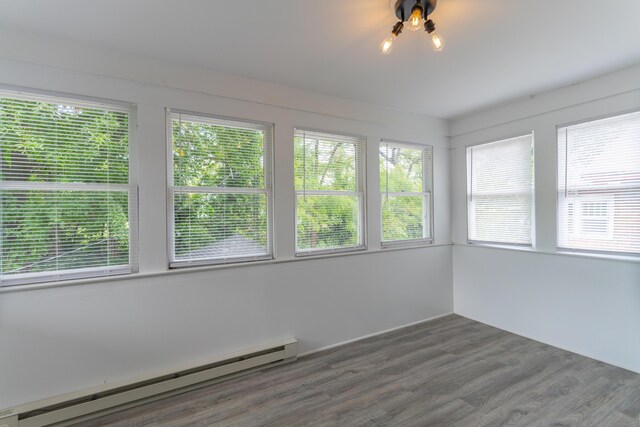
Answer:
[
  {"left": 294, "top": 129, "right": 365, "bottom": 254},
  {"left": 169, "top": 112, "right": 272, "bottom": 266},
  {"left": 467, "top": 134, "right": 534, "bottom": 245},
  {"left": 380, "top": 141, "right": 432, "bottom": 244},
  {"left": 558, "top": 111, "right": 640, "bottom": 255},
  {"left": 0, "top": 91, "right": 135, "bottom": 286}
]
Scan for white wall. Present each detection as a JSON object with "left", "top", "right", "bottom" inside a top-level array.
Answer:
[
  {"left": 450, "top": 64, "right": 640, "bottom": 373},
  {"left": 1, "top": 246, "right": 453, "bottom": 409},
  {"left": 0, "top": 29, "right": 452, "bottom": 409}
]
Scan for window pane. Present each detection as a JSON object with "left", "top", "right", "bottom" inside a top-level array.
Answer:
[
  {"left": 294, "top": 132, "right": 358, "bottom": 192},
  {"left": 467, "top": 134, "right": 534, "bottom": 245},
  {"left": 296, "top": 195, "right": 360, "bottom": 251},
  {"left": 0, "top": 92, "right": 134, "bottom": 286},
  {"left": 169, "top": 112, "right": 271, "bottom": 265},
  {"left": 1, "top": 190, "right": 130, "bottom": 275},
  {"left": 379, "top": 144, "right": 424, "bottom": 193},
  {"left": 558, "top": 111, "right": 640, "bottom": 254},
  {"left": 173, "top": 192, "right": 268, "bottom": 261},
  {"left": 381, "top": 195, "right": 427, "bottom": 242},
  {"left": 294, "top": 129, "right": 364, "bottom": 254},
  {"left": 173, "top": 117, "right": 265, "bottom": 189},
  {"left": 0, "top": 97, "right": 129, "bottom": 184},
  {"left": 379, "top": 142, "right": 432, "bottom": 245},
  {"left": 469, "top": 194, "right": 532, "bottom": 244}
]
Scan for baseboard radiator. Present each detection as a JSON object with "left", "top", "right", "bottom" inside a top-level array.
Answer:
[{"left": 0, "top": 338, "right": 298, "bottom": 427}]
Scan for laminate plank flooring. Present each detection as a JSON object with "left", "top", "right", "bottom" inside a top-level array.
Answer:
[{"left": 72, "top": 315, "right": 640, "bottom": 426}]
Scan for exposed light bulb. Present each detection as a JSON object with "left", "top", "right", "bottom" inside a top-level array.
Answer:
[
  {"left": 430, "top": 31, "right": 445, "bottom": 51},
  {"left": 424, "top": 19, "right": 445, "bottom": 52},
  {"left": 407, "top": 8, "right": 424, "bottom": 32},
  {"left": 380, "top": 22, "right": 403, "bottom": 55},
  {"left": 380, "top": 35, "right": 396, "bottom": 55}
]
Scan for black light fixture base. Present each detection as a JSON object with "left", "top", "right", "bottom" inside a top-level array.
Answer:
[
  {"left": 425, "top": 19, "right": 436, "bottom": 33},
  {"left": 394, "top": 0, "right": 437, "bottom": 21}
]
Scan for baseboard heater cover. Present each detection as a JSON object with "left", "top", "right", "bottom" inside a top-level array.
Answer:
[{"left": 0, "top": 338, "right": 298, "bottom": 427}]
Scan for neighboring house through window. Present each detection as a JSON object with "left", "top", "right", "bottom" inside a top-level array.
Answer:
[{"left": 558, "top": 110, "right": 640, "bottom": 255}]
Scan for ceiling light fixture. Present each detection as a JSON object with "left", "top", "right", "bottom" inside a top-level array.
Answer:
[{"left": 381, "top": 0, "right": 445, "bottom": 54}]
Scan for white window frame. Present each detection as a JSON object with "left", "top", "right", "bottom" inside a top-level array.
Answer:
[
  {"left": 166, "top": 109, "right": 273, "bottom": 268},
  {"left": 294, "top": 128, "right": 367, "bottom": 256},
  {"left": 557, "top": 110, "right": 640, "bottom": 256},
  {"left": 466, "top": 133, "right": 535, "bottom": 247},
  {"left": 0, "top": 86, "right": 138, "bottom": 287},
  {"left": 380, "top": 140, "right": 433, "bottom": 248}
]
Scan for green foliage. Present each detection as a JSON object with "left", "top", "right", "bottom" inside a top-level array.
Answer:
[
  {"left": 173, "top": 193, "right": 267, "bottom": 257},
  {"left": 382, "top": 195, "right": 425, "bottom": 241},
  {"left": 379, "top": 144, "right": 423, "bottom": 193},
  {"left": 294, "top": 137, "right": 361, "bottom": 250},
  {"left": 172, "top": 120, "right": 267, "bottom": 258},
  {"left": 1, "top": 97, "right": 130, "bottom": 274},
  {"left": 1, "top": 99, "right": 129, "bottom": 183},
  {"left": 173, "top": 121, "right": 264, "bottom": 188},
  {"left": 380, "top": 145, "right": 428, "bottom": 242},
  {"left": 294, "top": 137, "right": 357, "bottom": 191},
  {"left": 296, "top": 195, "right": 359, "bottom": 250}
]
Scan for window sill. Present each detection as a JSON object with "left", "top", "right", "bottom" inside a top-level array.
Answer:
[
  {"left": 295, "top": 246, "right": 366, "bottom": 257},
  {"left": 454, "top": 242, "right": 640, "bottom": 264},
  {"left": 381, "top": 239, "right": 433, "bottom": 250},
  {"left": 466, "top": 241, "right": 533, "bottom": 252},
  {"left": 170, "top": 254, "right": 273, "bottom": 269}
]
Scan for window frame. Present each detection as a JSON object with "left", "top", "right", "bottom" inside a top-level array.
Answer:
[
  {"left": 379, "top": 140, "right": 433, "bottom": 249},
  {"left": 293, "top": 127, "right": 367, "bottom": 257},
  {"left": 465, "top": 132, "right": 535, "bottom": 248},
  {"left": 0, "top": 86, "right": 138, "bottom": 287},
  {"left": 166, "top": 108, "right": 274, "bottom": 268},
  {"left": 556, "top": 109, "right": 640, "bottom": 257}
]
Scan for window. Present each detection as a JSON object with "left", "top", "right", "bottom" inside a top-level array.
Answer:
[
  {"left": 467, "top": 134, "right": 534, "bottom": 246},
  {"left": 0, "top": 90, "right": 136, "bottom": 286},
  {"left": 380, "top": 141, "right": 433, "bottom": 246},
  {"left": 558, "top": 111, "right": 640, "bottom": 255},
  {"left": 294, "top": 129, "right": 365, "bottom": 255},
  {"left": 168, "top": 111, "right": 272, "bottom": 266}
]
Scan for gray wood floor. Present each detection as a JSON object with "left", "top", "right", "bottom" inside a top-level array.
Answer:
[{"left": 76, "top": 315, "right": 640, "bottom": 426}]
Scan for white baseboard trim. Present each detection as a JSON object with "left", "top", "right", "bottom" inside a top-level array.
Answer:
[
  {"left": 298, "top": 312, "right": 454, "bottom": 358},
  {"left": 1, "top": 339, "right": 298, "bottom": 427}
]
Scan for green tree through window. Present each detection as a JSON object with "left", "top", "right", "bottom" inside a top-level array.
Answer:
[
  {"left": 169, "top": 113, "right": 271, "bottom": 265},
  {"left": 0, "top": 94, "right": 132, "bottom": 285},
  {"left": 294, "top": 129, "right": 365, "bottom": 253},
  {"left": 380, "top": 141, "right": 432, "bottom": 244}
]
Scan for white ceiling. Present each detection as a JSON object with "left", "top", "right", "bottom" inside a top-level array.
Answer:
[{"left": 1, "top": 0, "right": 639, "bottom": 119}]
